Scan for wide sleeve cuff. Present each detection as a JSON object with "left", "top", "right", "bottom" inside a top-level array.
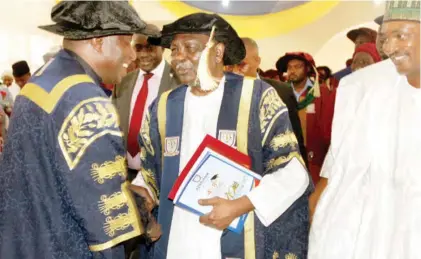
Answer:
[
  {"left": 320, "top": 146, "right": 333, "bottom": 179},
  {"left": 247, "top": 158, "right": 309, "bottom": 226}
]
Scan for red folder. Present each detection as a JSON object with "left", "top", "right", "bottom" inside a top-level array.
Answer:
[{"left": 168, "top": 134, "right": 258, "bottom": 200}]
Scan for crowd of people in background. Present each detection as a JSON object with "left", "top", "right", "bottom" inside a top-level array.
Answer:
[{"left": 0, "top": 14, "right": 384, "bottom": 159}]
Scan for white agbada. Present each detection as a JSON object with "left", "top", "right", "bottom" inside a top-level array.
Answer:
[
  {"left": 133, "top": 78, "right": 309, "bottom": 259},
  {"left": 309, "top": 59, "right": 421, "bottom": 259}
]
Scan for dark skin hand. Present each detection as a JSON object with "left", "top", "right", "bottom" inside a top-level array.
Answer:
[
  {"left": 129, "top": 184, "right": 161, "bottom": 242},
  {"left": 129, "top": 184, "right": 155, "bottom": 212},
  {"left": 309, "top": 177, "right": 328, "bottom": 223},
  {"left": 198, "top": 196, "right": 255, "bottom": 230}
]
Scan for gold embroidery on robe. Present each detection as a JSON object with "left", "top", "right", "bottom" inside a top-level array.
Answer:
[
  {"left": 273, "top": 251, "right": 280, "bottom": 259},
  {"left": 140, "top": 112, "right": 155, "bottom": 156},
  {"left": 98, "top": 192, "right": 127, "bottom": 216},
  {"left": 58, "top": 97, "right": 122, "bottom": 169},
  {"left": 139, "top": 146, "right": 147, "bottom": 161},
  {"left": 269, "top": 130, "right": 298, "bottom": 151},
  {"left": 91, "top": 155, "right": 126, "bottom": 184},
  {"left": 89, "top": 182, "right": 143, "bottom": 252},
  {"left": 19, "top": 74, "right": 94, "bottom": 114},
  {"left": 104, "top": 210, "right": 137, "bottom": 237},
  {"left": 237, "top": 78, "right": 256, "bottom": 259},
  {"left": 140, "top": 168, "right": 159, "bottom": 200},
  {"left": 285, "top": 253, "right": 298, "bottom": 259},
  {"left": 266, "top": 151, "right": 303, "bottom": 170},
  {"left": 260, "top": 88, "right": 286, "bottom": 135},
  {"left": 157, "top": 91, "right": 170, "bottom": 167}
]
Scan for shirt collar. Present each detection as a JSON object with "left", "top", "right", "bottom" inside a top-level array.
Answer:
[
  {"left": 139, "top": 59, "right": 166, "bottom": 78},
  {"left": 305, "top": 78, "right": 314, "bottom": 88},
  {"left": 208, "top": 75, "right": 226, "bottom": 91},
  {"left": 188, "top": 75, "right": 226, "bottom": 92},
  {"left": 291, "top": 78, "right": 313, "bottom": 99}
]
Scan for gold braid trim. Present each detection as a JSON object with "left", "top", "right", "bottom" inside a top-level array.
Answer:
[
  {"left": 89, "top": 182, "right": 143, "bottom": 252},
  {"left": 285, "top": 253, "right": 298, "bottom": 259},
  {"left": 269, "top": 130, "right": 298, "bottom": 151},
  {"left": 266, "top": 152, "right": 304, "bottom": 171},
  {"left": 91, "top": 155, "right": 126, "bottom": 184},
  {"left": 98, "top": 192, "right": 127, "bottom": 216}
]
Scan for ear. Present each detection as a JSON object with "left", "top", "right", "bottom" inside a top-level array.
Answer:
[
  {"left": 256, "top": 56, "right": 261, "bottom": 67},
  {"left": 90, "top": 37, "right": 104, "bottom": 53},
  {"left": 214, "top": 43, "right": 225, "bottom": 64},
  {"left": 157, "top": 46, "right": 164, "bottom": 56},
  {"left": 239, "top": 63, "right": 250, "bottom": 75}
]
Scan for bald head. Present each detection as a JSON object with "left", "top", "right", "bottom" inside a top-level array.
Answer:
[
  {"left": 63, "top": 34, "right": 136, "bottom": 85},
  {"left": 1, "top": 72, "right": 13, "bottom": 87},
  {"left": 237, "top": 37, "right": 261, "bottom": 77},
  {"left": 242, "top": 37, "right": 259, "bottom": 55},
  {"left": 133, "top": 24, "right": 163, "bottom": 72}
]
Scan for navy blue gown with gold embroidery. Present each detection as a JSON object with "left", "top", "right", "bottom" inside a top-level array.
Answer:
[
  {"left": 0, "top": 50, "right": 143, "bottom": 259},
  {"left": 138, "top": 73, "right": 311, "bottom": 259}
]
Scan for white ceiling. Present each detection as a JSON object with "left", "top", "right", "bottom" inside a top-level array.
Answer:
[{"left": 0, "top": 0, "right": 385, "bottom": 73}]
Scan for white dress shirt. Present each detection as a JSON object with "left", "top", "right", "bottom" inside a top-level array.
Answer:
[{"left": 126, "top": 59, "right": 166, "bottom": 170}]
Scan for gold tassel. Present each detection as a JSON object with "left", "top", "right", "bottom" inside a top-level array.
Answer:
[
  {"left": 196, "top": 25, "right": 219, "bottom": 91},
  {"left": 312, "top": 65, "right": 321, "bottom": 98}
]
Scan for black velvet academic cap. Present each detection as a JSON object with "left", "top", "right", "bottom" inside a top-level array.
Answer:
[
  {"left": 39, "top": 1, "right": 158, "bottom": 40},
  {"left": 148, "top": 13, "right": 245, "bottom": 65}
]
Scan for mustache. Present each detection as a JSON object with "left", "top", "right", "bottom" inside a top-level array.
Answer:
[
  {"left": 388, "top": 52, "right": 407, "bottom": 59},
  {"left": 175, "top": 61, "right": 195, "bottom": 71}
]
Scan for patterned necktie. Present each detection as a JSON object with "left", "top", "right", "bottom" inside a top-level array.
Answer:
[{"left": 127, "top": 73, "right": 153, "bottom": 157}]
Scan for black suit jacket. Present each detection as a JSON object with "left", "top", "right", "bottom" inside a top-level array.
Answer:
[{"left": 262, "top": 78, "right": 308, "bottom": 167}]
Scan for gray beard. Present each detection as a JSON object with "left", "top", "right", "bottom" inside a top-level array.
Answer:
[{"left": 188, "top": 78, "right": 201, "bottom": 88}]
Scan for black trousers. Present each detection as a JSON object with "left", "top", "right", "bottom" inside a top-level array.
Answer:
[
  {"left": 125, "top": 168, "right": 143, "bottom": 259},
  {"left": 127, "top": 168, "right": 139, "bottom": 182}
]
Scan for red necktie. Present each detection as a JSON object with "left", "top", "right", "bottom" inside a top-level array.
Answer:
[{"left": 127, "top": 73, "right": 153, "bottom": 157}]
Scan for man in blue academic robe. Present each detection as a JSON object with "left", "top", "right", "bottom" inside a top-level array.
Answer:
[
  {"left": 0, "top": 2, "right": 160, "bottom": 258},
  {"left": 133, "top": 13, "right": 311, "bottom": 259}
]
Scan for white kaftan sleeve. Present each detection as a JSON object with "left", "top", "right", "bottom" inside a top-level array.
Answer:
[
  {"left": 320, "top": 146, "right": 333, "bottom": 179},
  {"left": 247, "top": 158, "right": 309, "bottom": 227}
]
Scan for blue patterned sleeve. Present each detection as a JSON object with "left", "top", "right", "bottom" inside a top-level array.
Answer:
[
  {"left": 259, "top": 87, "right": 305, "bottom": 174},
  {"left": 137, "top": 99, "right": 162, "bottom": 202},
  {"left": 246, "top": 83, "right": 309, "bottom": 228},
  {"left": 52, "top": 83, "right": 145, "bottom": 254}
]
